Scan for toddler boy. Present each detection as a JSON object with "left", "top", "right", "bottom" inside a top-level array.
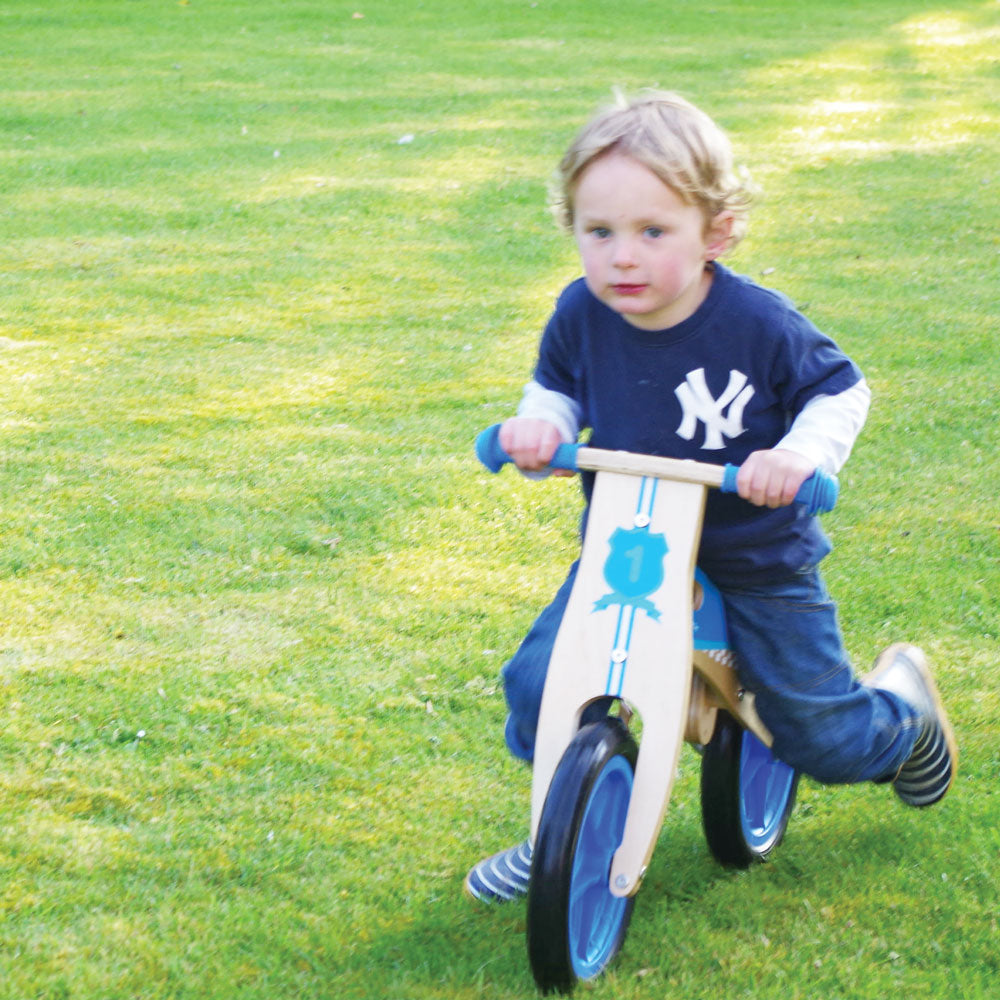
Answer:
[{"left": 466, "top": 91, "right": 957, "bottom": 903}]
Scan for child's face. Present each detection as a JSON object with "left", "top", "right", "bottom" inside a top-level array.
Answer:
[{"left": 571, "top": 153, "right": 732, "bottom": 331}]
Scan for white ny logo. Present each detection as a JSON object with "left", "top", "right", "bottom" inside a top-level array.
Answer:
[{"left": 674, "top": 368, "right": 755, "bottom": 450}]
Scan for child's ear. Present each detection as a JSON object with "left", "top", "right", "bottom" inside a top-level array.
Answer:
[{"left": 704, "top": 211, "right": 735, "bottom": 260}]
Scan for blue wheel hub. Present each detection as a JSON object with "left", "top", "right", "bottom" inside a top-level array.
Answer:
[
  {"left": 568, "top": 754, "right": 633, "bottom": 980},
  {"left": 739, "top": 732, "right": 796, "bottom": 853}
]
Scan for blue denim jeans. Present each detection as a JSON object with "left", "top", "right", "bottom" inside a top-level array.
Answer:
[{"left": 501, "top": 561, "right": 919, "bottom": 784}]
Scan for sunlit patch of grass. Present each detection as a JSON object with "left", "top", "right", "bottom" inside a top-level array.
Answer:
[{"left": 740, "top": 6, "right": 997, "bottom": 193}]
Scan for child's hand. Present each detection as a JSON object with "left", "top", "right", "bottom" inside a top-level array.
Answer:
[
  {"left": 736, "top": 448, "right": 816, "bottom": 508},
  {"left": 498, "top": 418, "right": 574, "bottom": 476}
]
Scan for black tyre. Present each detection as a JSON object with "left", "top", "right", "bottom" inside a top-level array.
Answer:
[
  {"left": 527, "top": 717, "right": 638, "bottom": 994},
  {"left": 700, "top": 711, "right": 798, "bottom": 868}
]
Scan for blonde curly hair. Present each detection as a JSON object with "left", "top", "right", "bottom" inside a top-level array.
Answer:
[{"left": 552, "top": 90, "right": 754, "bottom": 250}]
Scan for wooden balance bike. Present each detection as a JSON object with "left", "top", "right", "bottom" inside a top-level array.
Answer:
[{"left": 475, "top": 424, "right": 838, "bottom": 994}]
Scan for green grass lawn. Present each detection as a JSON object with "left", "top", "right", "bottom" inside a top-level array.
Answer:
[{"left": 1, "top": 1, "right": 998, "bottom": 997}]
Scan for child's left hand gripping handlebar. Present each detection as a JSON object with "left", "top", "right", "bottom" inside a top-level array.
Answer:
[{"left": 475, "top": 423, "right": 838, "bottom": 516}]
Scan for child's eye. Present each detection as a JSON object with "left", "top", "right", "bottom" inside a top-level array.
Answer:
[
  {"left": 644, "top": 226, "right": 665, "bottom": 238},
  {"left": 590, "top": 227, "right": 611, "bottom": 239}
]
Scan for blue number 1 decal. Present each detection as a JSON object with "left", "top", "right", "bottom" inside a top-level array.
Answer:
[{"left": 594, "top": 478, "right": 670, "bottom": 696}]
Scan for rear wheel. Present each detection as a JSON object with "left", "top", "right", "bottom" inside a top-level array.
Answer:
[
  {"left": 700, "top": 711, "right": 798, "bottom": 867},
  {"left": 527, "top": 717, "right": 638, "bottom": 994}
]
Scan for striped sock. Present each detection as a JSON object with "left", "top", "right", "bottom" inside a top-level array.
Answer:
[
  {"left": 465, "top": 840, "right": 532, "bottom": 903},
  {"left": 894, "top": 721, "right": 954, "bottom": 808}
]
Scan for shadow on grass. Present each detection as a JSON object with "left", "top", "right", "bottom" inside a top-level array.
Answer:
[
  {"left": 343, "top": 821, "right": 740, "bottom": 995},
  {"left": 338, "top": 886, "right": 531, "bottom": 995}
]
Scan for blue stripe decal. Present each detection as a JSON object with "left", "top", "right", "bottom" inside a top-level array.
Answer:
[
  {"left": 605, "top": 606, "right": 626, "bottom": 694},
  {"left": 645, "top": 477, "right": 658, "bottom": 520},
  {"left": 602, "top": 477, "right": 659, "bottom": 697},
  {"left": 615, "top": 607, "right": 638, "bottom": 697},
  {"left": 635, "top": 477, "right": 648, "bottom": 518}
]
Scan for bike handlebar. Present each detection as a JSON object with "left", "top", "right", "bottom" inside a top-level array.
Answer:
[{"left": 475, "top": 423, "right": 838, "bottom": 515}]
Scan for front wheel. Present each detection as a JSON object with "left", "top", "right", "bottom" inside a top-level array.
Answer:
[
  {"left": 700, "top": 711, "right": 798, "bottom": 867},
  {"left": 527, "top": 717, "right": 638, "bottom": 994}
]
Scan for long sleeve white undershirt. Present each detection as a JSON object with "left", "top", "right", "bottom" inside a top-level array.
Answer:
[{"left": 516, "top": 378, "right": 870, "bottom": 475}]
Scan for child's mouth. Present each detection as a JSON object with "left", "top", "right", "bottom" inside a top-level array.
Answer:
[{"left": 612, "top": 284, "right": 647, "bottom": 295}]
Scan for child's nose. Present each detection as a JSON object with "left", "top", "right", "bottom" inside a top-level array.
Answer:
[{"left": 612, "top": 238, "right": 637, "bottom": 267}]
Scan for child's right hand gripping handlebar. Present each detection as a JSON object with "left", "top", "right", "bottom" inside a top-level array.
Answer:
[{"left": 475, "top": 423, "right": 838, "bottom": 516}]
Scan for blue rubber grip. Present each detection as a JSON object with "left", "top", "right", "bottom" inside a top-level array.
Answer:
[
  {"left": 475, "top": 423, "right": 579, "bottom": 473},
  {"left": 721, "top": 463, "right": 839, "bottom": 515}
]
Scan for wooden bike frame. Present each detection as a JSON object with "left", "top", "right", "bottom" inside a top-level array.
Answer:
[{"left": 529, "top": 449, "right": 773, "bottom": 899}]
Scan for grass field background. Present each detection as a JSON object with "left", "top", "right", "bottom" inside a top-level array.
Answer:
[{"left": 1, "top": 1, "right": 998, "bottom": 997}]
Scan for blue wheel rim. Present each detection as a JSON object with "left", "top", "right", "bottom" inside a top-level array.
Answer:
[
  {"left": 738, "top": 732, "right": 795, "bottom": 853},
  {"left": 567, "top": 754, "right": 633, "bottom": 980}
]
